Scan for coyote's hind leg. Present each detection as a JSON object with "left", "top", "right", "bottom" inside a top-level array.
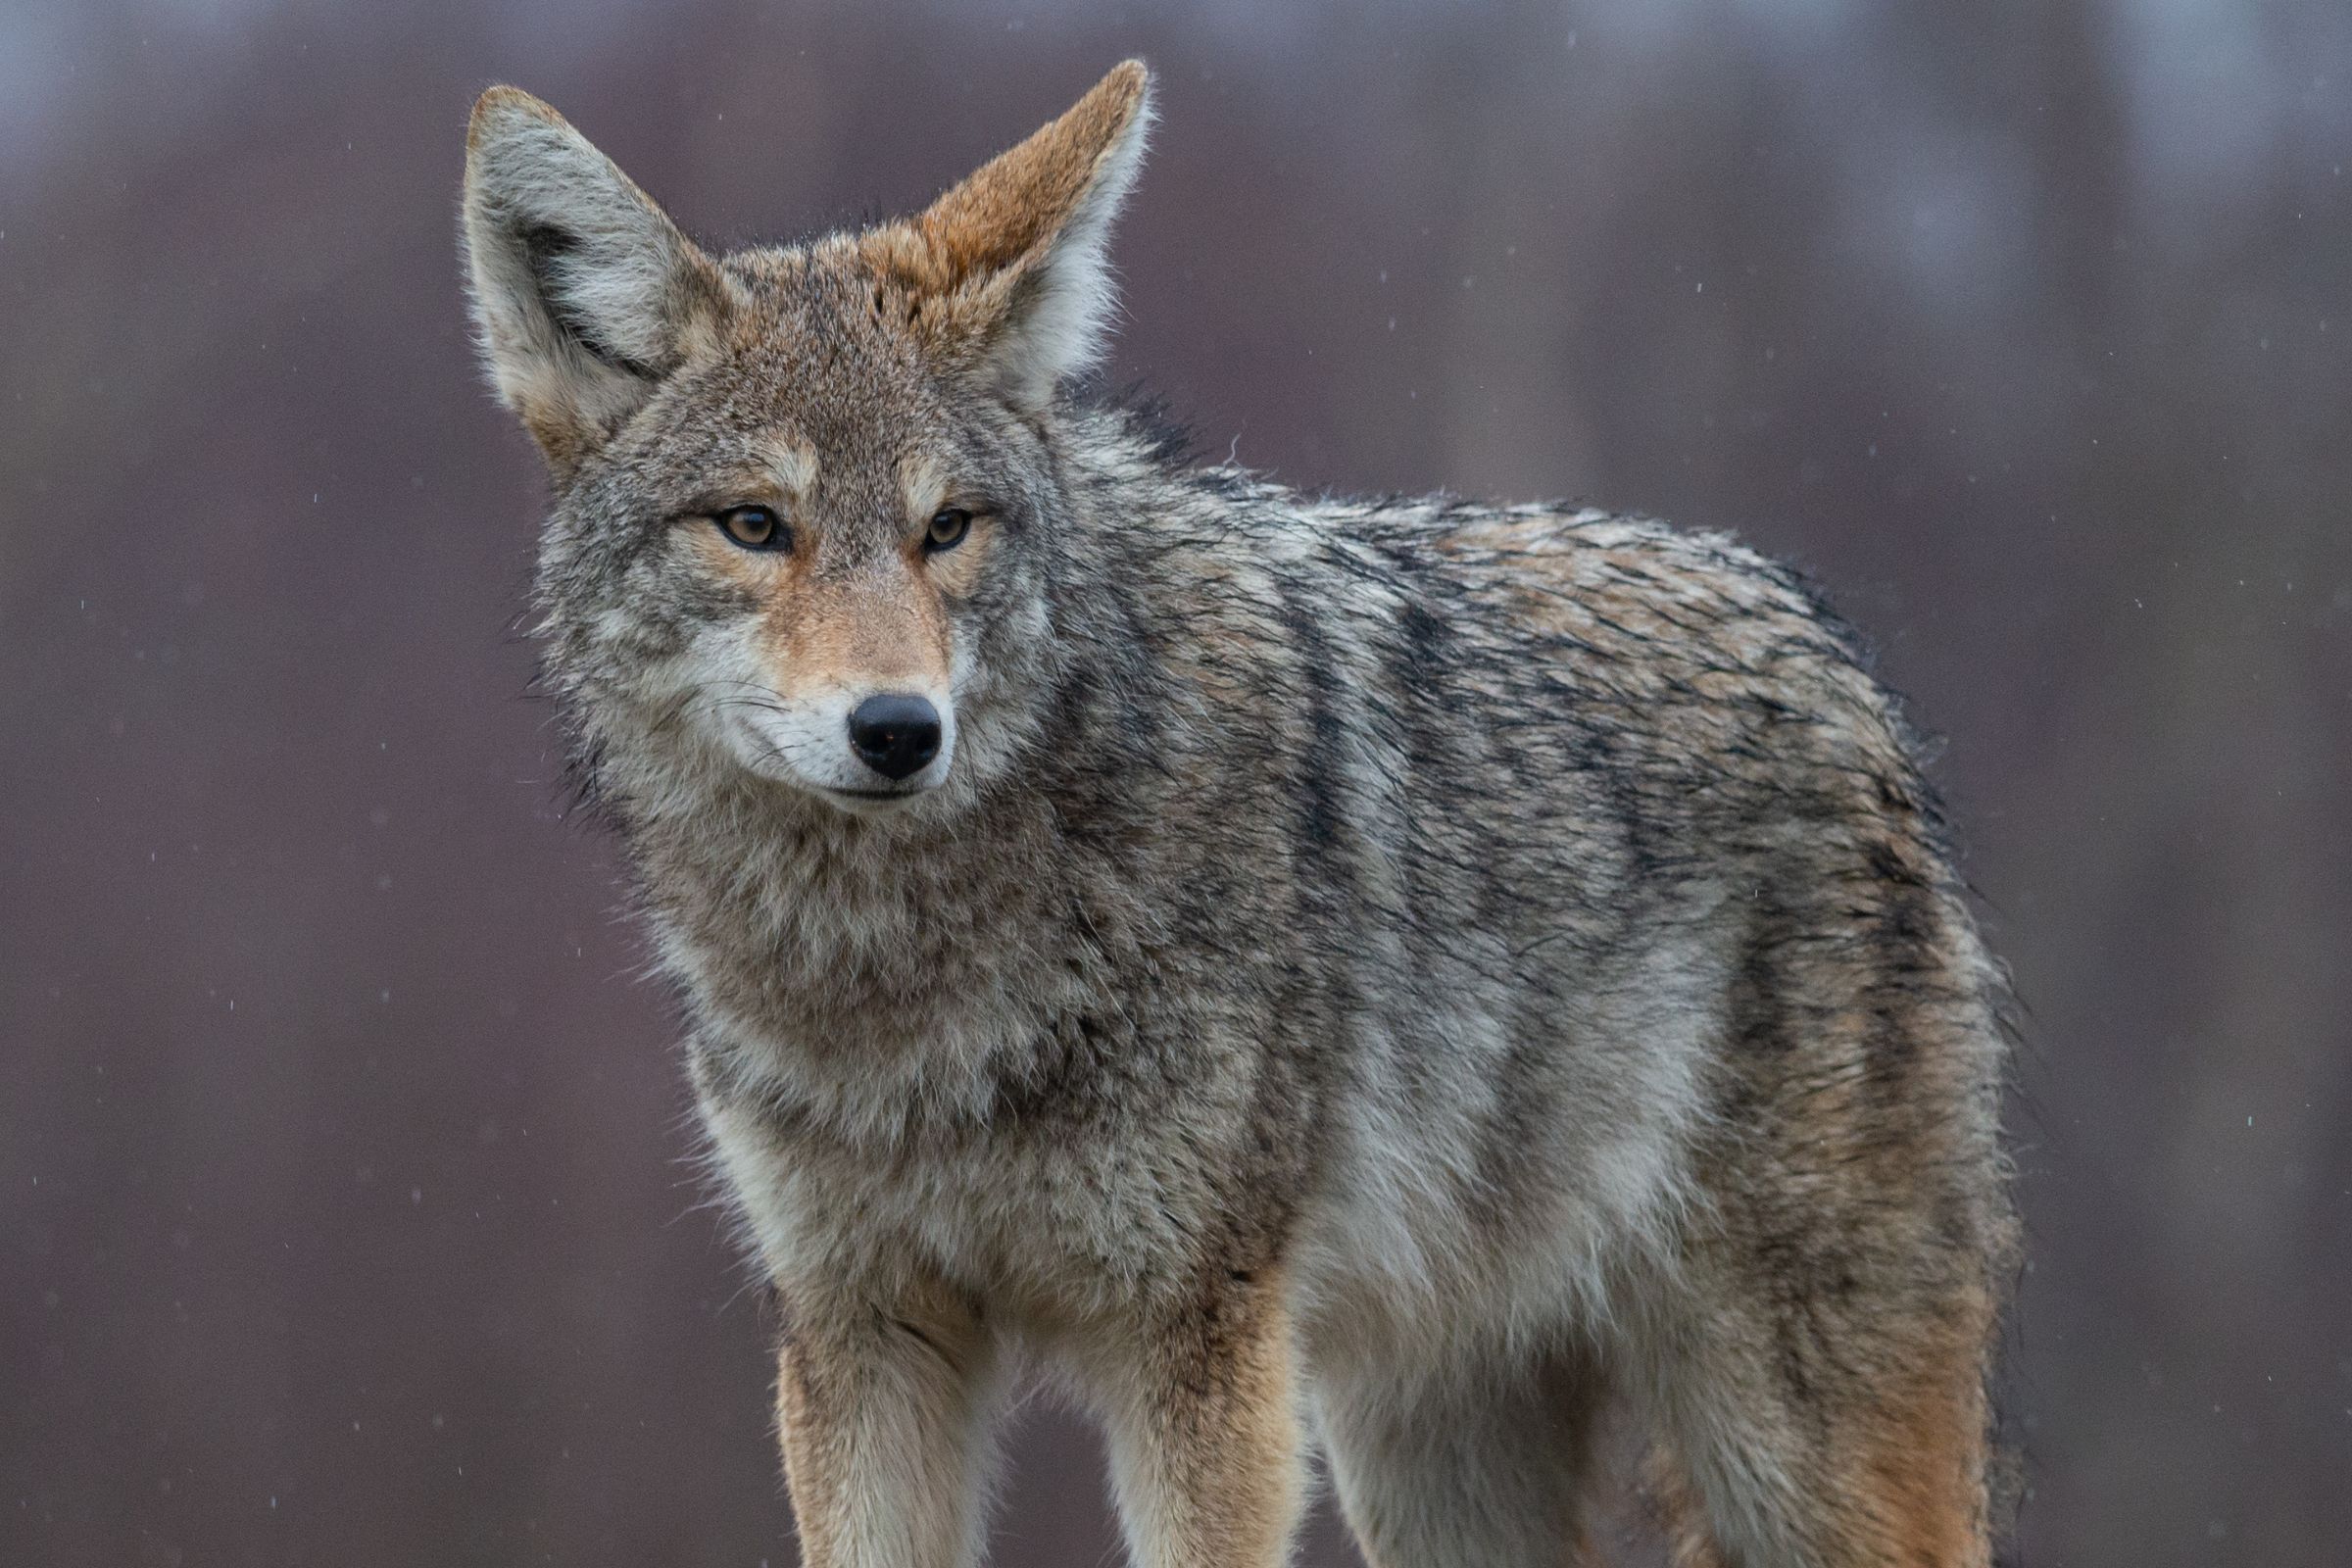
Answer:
[{"left": 1645, "top": 1220, "right": 2003, "bottom": 1566}]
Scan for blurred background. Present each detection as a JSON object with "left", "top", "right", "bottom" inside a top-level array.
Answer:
[{"left": 3, "top": 1, "right": 2346, "bottom": 1563}]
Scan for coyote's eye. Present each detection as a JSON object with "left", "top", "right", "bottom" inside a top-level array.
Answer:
[
  {"left": 925, "top": 508, "right": 972, "bottom": 553},
  {"left": 715, "top": 506, "right": 785, "bottom": 551}
]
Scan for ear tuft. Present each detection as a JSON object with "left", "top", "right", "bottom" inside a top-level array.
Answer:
[
  {"left": 899, "top": 61, "right": 1155, "bottom": 412},
  {"left": 462, "top": 87, "right": 729, "bottom": 475}
]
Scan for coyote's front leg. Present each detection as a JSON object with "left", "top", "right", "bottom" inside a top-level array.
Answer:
[
  {"left": 774, "top": 1274, "right": 1004, "bottom": 1568},
  {"left": 1096, "top": 1272, "right": 1307, "bottom": 1568}
]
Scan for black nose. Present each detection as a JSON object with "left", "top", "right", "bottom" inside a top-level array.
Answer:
[{"left": 846, "top": 693, "right": 942, "bottom": 782}]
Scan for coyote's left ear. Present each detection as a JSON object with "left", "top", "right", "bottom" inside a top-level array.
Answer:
[
  {"left": 462, "top": 87, "right": 733, "bottom": 477},
  {"left": 886, "top": 61, "right": 1153, "bottom": 413}
]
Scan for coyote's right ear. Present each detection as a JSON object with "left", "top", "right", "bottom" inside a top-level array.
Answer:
[
  {"left": 882, "top": 61, "right": 1153, "bottom": 414},
  {"left": 462, "top": 88, "right": 732, "bottom": 477}
]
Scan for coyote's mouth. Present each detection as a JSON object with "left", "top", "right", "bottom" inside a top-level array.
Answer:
[{"left": 717, "top": 696, "right": 954, "bottom": 808}]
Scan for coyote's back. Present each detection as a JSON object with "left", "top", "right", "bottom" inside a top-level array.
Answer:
[{"left": 463, "top": 59, "right": 2015, "bottom": 1568}]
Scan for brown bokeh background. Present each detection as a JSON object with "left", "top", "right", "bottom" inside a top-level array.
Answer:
[{"left": 4, "top": 2, "right": 2347, "bottom": 1564}]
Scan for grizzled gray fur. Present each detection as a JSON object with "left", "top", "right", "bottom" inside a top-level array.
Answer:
[{"left": 463, "top": 58, "right": 2015, "bottom": 1568}]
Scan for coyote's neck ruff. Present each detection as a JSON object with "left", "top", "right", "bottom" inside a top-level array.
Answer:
[{"left": 466, "top": 61, "right": 2015, "bottom": 1568}]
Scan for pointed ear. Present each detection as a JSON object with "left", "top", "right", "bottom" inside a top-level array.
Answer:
[
  {"left": 462, "top": 87, "right": 732, "bottom": 475},
  {"left": 894, "top": 61, "right": 1153, "bottom": 412}
]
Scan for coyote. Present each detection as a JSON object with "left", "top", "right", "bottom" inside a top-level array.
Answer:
[{"left": 462, "top": 59, "right": 2015, "bottom": 1568}]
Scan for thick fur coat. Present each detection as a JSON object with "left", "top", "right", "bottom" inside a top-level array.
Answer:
[{"left": 463, "top": 61, "right": 2016, "bottom": 1568}]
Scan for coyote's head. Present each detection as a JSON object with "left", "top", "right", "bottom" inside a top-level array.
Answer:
[{"left": 463, "top": 64, "right": 1152, "bottom": 815}]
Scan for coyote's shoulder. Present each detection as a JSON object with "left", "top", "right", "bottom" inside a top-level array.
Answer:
[{"left": 465, "top": 58, "right": 2014, "bottom": 1568}]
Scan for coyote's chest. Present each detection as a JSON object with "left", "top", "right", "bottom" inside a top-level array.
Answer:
[
  {"left": 664, "top": 812, "right": 1271, "bottom": 1314},
  {"left": 644, "top": 798, "right": 1078, "bottom": 1084},
  {"left": 697, "top": 1012, "right": 1225, "bottom": 1324}
]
